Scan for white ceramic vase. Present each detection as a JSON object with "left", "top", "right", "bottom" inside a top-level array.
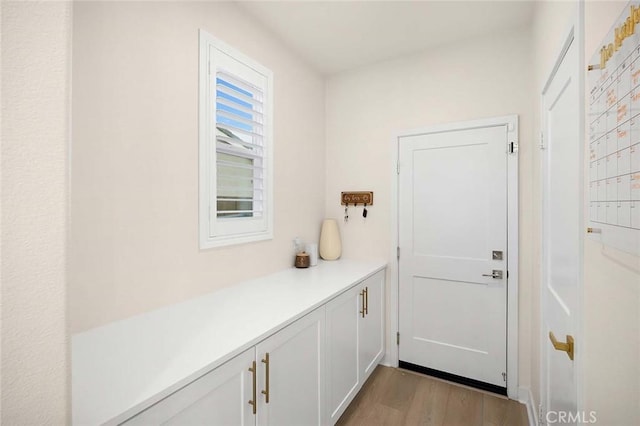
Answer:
[{"left": 319, "top": 219, "right": 341, "bottom": 260}]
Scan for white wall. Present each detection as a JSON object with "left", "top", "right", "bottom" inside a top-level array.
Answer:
[
  {"left": 1, "top": 1, "right": 71, "bottom": 423},
  {"left": 325, "top": 28, "right": 535, "bottom": 391},
  {"left": 583, "top": 2, "right": 640, "bottom": 424},
  {"left": 70, "top": 1, "right": 326, "bottom": 333}
]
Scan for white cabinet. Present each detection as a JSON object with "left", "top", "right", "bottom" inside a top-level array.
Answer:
[
  {"left": 77, "top": 263, "right": 388, "bottom": 426},
  {"left": 326, "top": 270, "right": 385, "bottom": 424},
  {"left": 124, "top": 347, "right": 255, "bottom": 425},
  {"left": 124, "top": 308, "right": 325, "bottom": 426},
  {"left": 256, "top": 307, "right": 324, "bottom": 426}
]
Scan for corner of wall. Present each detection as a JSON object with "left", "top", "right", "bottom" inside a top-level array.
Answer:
[{"left": 519, "top": 386, "right": 538, "bottom": 426}]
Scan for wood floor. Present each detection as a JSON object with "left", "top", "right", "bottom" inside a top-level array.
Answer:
[{"left": 336, "top": 366, "right": 529, "bottom": 426}]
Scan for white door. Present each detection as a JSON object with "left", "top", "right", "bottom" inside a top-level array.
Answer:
[
  {"left": 398, "top": 120, "right": 510, "bottom": 390},
  {"left": 541, "top": 25, "right": 580, "bottom": 424},
  {"left": 256, "top": 307, "right": 324, "bottom": 426}
]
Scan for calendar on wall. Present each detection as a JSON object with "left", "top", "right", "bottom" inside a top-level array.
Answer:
[{"left": 588, "top": 1, "right": 640, "bottom": 255}]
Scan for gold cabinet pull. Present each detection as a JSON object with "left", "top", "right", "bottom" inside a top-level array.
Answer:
[
  {"left": 364, "top": 287, "right": 369, "bottom": 316},
  {"left": 359, "top": 290, "right": 365, "bottom": 318},
  {"left": 248, "top": 361, "right": 257, "bottom": 414},
  {"left": 261, "top": 353, "right": 270, "bottom": 403},
  {"left": 549, "top": 332, "right": 574, "bottom": 360}
]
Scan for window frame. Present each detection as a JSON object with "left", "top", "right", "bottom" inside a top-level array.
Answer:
[{"left": 199, "top": 30, "right": 274, "bottom": 249}]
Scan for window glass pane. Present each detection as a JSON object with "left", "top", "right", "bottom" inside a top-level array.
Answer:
[
  {"left": 217, "top": 77, "right": 252, "bottom": 97},
  {"left": 217, "top": 152, "right": 253, "bottom": 218},
  {"left": 215, "top": 73, "right": 262, "bottom": 219}
]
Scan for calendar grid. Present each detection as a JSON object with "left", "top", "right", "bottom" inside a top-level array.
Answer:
[
  {"left": 589, "top": 43, "right": 640, "bottom": 230},
  {"left": 587, "top": 2, "right": 640, "bottom": 254}
]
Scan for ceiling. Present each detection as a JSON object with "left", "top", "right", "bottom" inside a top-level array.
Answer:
[{"left": 237, "top": 0, "right": 536, "bottom": 75}]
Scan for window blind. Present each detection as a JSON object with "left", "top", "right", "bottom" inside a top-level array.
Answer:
[{"left": 215, "top": 71, "right": 264, "bottom": 219}]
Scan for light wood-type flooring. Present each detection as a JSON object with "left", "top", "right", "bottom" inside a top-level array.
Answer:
[{"left": 336, "top": 366, "right": 528, "bottom": 426}]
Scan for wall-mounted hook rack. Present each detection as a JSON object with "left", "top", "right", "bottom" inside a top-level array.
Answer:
[{"left": 341, "top": 191, "right": 373, "bottom": 206}]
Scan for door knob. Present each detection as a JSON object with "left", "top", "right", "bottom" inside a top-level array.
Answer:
[
  {"left": 482, "top": 270, "right": 503, "bottom": 279},
  {"left": 549, "top": 331, "right": 574, "bottom": 360}
]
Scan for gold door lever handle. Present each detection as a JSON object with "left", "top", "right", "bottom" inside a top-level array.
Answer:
[{"left": 549, "top": 332, "right": 574, "bottom": 360}]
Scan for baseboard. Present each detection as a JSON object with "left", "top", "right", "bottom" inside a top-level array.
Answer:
[
  {"left": 380, "top": 359, "right": 394, "bottom": 368},
  {"left": 379, "top": 353, "right": 395, "bottom": 367},
  {"left": 518, "top": 386, "right": 538, "bottom": 426}
]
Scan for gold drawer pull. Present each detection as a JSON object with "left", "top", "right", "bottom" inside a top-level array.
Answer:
[
  {"left": 359, "top": 290, "right": 365, "bottom": 318},
  {"left": 549, "top": 332, "right": 574, "bottom": 361},
  {"left": 261, "top": 353, "right": 270, "bottom": 403},
  {"left": 364, "top": 287, "right": 369, "bottom": 315},
  {"left": 248, "top": 361, "right": 257, "bottom": 414}
]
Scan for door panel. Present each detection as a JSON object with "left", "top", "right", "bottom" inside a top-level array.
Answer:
[
  {"left": 542, "top": 27, "right": 579, "bottom": 423},
  {"left": 399, "top": 123, "right": 508, "bottom": 388},
  {"left": 411, "top": 277, "right": 503, "bottom": 351},
  {"left": 413, "top": 143, "right": 490, "bottom": 261}
]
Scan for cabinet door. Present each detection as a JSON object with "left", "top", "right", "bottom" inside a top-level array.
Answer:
[
  {"left": 359, "top": 270, "right": 385, "bottom": 381},
  {"left": 124, "top": 347, "right": 255, "bottom": 426},
  {"left": 256, "top": 307, "right": 325, "bottom": 426},
  {"left": 325, "top": 285, "right": 360, "bottom": 424}
]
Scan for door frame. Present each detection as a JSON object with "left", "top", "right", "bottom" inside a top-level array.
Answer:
[
  {"left": 539, "top": 5, "right": 585, "bottom": 422},
  {"left": 388, "top": 115, "right": 519, "bottom": 399}
]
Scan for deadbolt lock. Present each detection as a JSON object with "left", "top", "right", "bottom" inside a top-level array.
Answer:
[{"left": 492, "top": 250, "right": 503, "bottom": 260}]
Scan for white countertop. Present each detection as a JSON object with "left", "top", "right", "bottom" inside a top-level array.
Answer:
[{"left": 72, "top": 259, "right": 386, "bottom": 425}]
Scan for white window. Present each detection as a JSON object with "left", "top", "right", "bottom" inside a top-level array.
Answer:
[{"left": 199, "top": 30, "right": 273, "bottom": 249}]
